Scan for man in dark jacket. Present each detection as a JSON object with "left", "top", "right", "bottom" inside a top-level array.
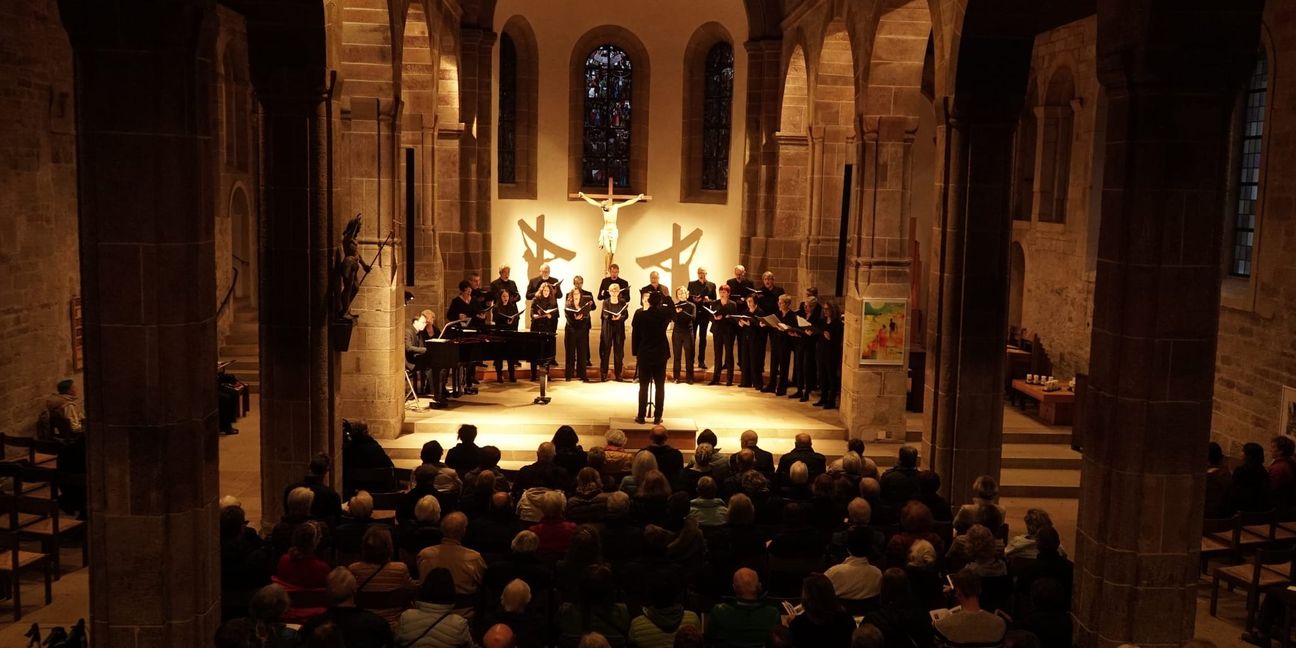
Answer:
[
  {"left": 687, "top": 268, "right": 717, "bottom": 370},
  {"left": 775, "top": 433, "right": 827, "bottom": 483},
  {"left": 632, "top": 290, "right": 674, "bottom": 424},
  {"left": 645, "top": 425, "right": 685, "bottom": 484},
  {"left": 446, "top": 424, "right": 483, "bottom": 475},
  {"left": 880, "top": 446, "right": 923, "bottom": 510},
  {"left": 284, "top": 453, "right": 343, "bottom": 523},
  {"left": 706, "top": 568, "right": 780, "bottom": 648},
  {"left": 730, "top": 430, "right": 775, "bottom": 479},
  {"left": 342, "top": 420, "right": 396, "bottom": 496}
]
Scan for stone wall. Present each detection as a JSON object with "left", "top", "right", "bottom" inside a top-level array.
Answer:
[
  {"left": 0, "top": 0, "right": 81, "bottom": 439},
  {"left": 1011, "top": 17, "right": 1101, "bottom": 380},
  {"left": 1212, "top": 4, "right": 1296, "bottom": 454}
]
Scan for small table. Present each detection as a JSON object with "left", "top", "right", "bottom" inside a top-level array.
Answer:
[{"left": 1010, "top": 379, "right": 1074, "bottom": 426}]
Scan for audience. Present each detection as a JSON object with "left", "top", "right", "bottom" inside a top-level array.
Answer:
[
  {"left": 1270, "top": 435, "right": 1296, "bottom": 509},
  {"left": 602, "top": 430, "right": 636, "bottom": 475},
  {"left": 880, "top": 447, "right": 922, "bottom": 511},
  {"left": 886, "top": 502, "right": 945, "bottom": 567},
  {"left": 299, "top": 567, "right": 395, "bottom": 648},
  {"left": 568, "top": 467, "right": 610, "bottom": 523},
  {"left": 1229, "top": 442, "right": 1271, "bottom": 513},
  {"left": 777, "top": 433, "right": 827, "bottom": 482},
  {"left": 217, "top": 584, "right": 299, "bottom": 647},
  {"left": 486, "top": 579, "right": 544, "bottom": 648},
  {"left": 421, "top": 440, "right": 446, "bottom": 470},
  {"left": 730, "top": 430, "right": 775, "bottom": 478},
  {"left": 1004, "top": 509, "right": 1064, "bottom": 561},
  {"left": 645, "top": 426, "right": 685, "bottom": 485},
  {"left": 917, "top": 472, "right": 952, "bottom": 523},
  {"left": 558, "top": 565, "right": 630, "bottom": 648},
  {"left": 517, "top": 442, "right": 574, "bottom": 501},
  {"left": 862, "top": 569, "right": 933, "bottom": 648},
  {"left": 397, "top": 568, "right": 475, "bottom": 648},
  {"left": 933, "top": 569, "right": 1007, "bottom": 648},
  {"left": 688, "top": 476, "right": 728, "bottom": 526},
  {"left": 347, "top": 526, "right": 414, "bottom": 627},
  {"left": 629, "top": 574, "right": 701, "bottom": 648},
  {"left": 1205, "top": 442, "right": 1233, "bottom": 518},
  {"left": 554, "top": 426, "right": 590, "bottom": 477},
  {"left": 275, "top": 521, "right": 332, "bottom": 622},
  {"left": 705, "top": 568, "right": 778, "bottom": 648},
  {"left": 485, "top": 624, "right": 518, "bottom": 648},
  {"left": 284, "top": 453, "right": 344, "bottom": 524},
  {"left": 694, "top": 431, "right": 730, "bottom": 479},
  {"left": 825, "top": 527, "right": 884, "bottom": 604},
  {"left": 401, "top": 495, "right": 443, "bottom": 556},
  {"left": 447, "top": 424, "right": 484, "bottom": 476},
  {"left": 851, "top": 625, "right": 885, "bottom": 648},
  {"left": 417, "top": 512, "right": 487, "bottom": 611},
  {"left": 789, "top": 574, "right": 855, "bottom": 648},
  {"left": 530, "top": 490, "right": 578, "bottom": 556},
  {"left": 828, "top": 439, "right": 877, "bottom": 478}
]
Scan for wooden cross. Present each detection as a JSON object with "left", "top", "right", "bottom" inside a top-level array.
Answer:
[
  {"left": 568, "top": 177, "right": 654, "bottom": 203},
  {"left": 570, "top": 177, "right": 653, "bottom": 269}
]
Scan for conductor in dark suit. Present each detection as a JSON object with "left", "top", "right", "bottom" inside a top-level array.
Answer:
[
  {"left": 687, "top": 268, "right": 717, "bottom": 370},
  {"left": 632, "top": 290, "right": 674, "bottom": 424}
]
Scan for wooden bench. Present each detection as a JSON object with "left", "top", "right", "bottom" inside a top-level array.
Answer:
[{"left": 1010, "top": 379, "right": 1075, "bottom": 425}]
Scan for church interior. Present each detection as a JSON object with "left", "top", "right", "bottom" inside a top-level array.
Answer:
[{"left": 0, "top": 0, "right": 1290, "bottom": 646}]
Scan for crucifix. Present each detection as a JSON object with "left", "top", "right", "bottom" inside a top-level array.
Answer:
[{"left": 571, "top": 176, "right": 651, "bottom": 268}]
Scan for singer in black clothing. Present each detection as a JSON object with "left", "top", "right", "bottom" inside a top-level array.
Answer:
[
  {"left": 738, "top": 293, "right": 765, "bottom": 388},
  {"left": 596, "top": 263, "right": 631, "bottom": 300},
  {"left": 564, "top": 276, "right": 596, "bottom": 382},
  {"left": 491, "top": 290, "right": 521, "bottom": 382},
  {"left": 526, "top": 263, "right": 563, "bottom": 301},
  {"left": 529, "top": 282, "right": 559, "bottom": 379},
  {"left": 763, "top": 294, "right": 797, "bottom": 395},
  {"left": 790, "top": 288, "right": 823, "bottom": 400},
  {"left": 489, "top": 265, "right": 522, "bottom": 303},
  {"left": 726, "top": 265, "right": 756, "bottom": 376},
  {"left": 446, "top": 280, "right": 480, "bottom": 392},
  {"left": 707, "top": 284, "right": 738, "bottom": 385},
  {"left": 632, "top": 290, "right": 673, "bottom": 424},
  {"left": 640, "top": 270, "right": 665, "bottom": 297},
  {"left": 671, "top": 286, "right": 696, "bottom": 384},
  {"left": 815, "top": 302, "right": 845, "bottom": 409},
  {"left": 687, "top": 268, "right": 717, "bottom": 370},
  {"left": 599, "top": 283, "right": 630, "bottom": 381}
]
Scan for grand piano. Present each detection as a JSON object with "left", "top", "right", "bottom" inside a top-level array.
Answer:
[{"left": 413, "top": 327, "right": 557, "bottom": 407}]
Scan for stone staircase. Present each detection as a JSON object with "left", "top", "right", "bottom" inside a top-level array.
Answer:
[{"left": 220, "top": 297, "right": 260, "bottom": 394}]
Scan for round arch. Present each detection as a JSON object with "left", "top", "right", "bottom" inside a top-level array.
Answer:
[{"left": 567, "top": 25, "right": 652, "bottom": 195}]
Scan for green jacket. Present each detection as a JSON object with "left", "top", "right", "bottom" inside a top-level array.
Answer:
[
  {"left": 705, "top": 598, "right": 781, "bottom": 648},
  {"left": 629, "top": 605, "right": 701, "bottom": 648}
]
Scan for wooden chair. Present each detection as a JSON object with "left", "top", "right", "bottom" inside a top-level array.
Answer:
[
  {"left": 0, "top": 461, "right": 48, "bottom": 500},
  {"left": 1211, "top": 545, "right": 1294, "bottom": 631},
  {"left": 1202, "top": 514, "right": 1242, "bottom": 573},
  {"left": 347, "top": 467, "right": 397, "bottom": 498},
  {"left": 0, "top": 505, "right": 53, "bottom": 621},
  {"left": 1239, "top": 510, "right": 1281, "bottom": 551},
  {"left": 0, "top": 435, "right": 56, "bottom": 468},
  {"left": 370, "top": 491, "right": 404, "bottom": 523},
  {"left": 16, "top": 467, "right": 86, "bottom": 576},
  {"left": 393, "top": 467, "right": 413, "bottom": 489}
]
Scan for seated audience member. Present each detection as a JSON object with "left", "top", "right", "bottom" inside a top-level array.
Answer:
[
  {"left": 601, "top": 492, "right": 644, "bottom": 565},
  {"left": 1005, "top": 509, "right": 1065, "bottom": 561},
  {"left": 933, "top": 569, "right": 1008, "bottom": 648},
  {"left": 568, "top": 467, "right": 610, "bottom": 523},
  {"left": 885, "top": 501, "right": 945, "bottom": 567},
  {"left": 471, "top": 446, "right": 512, "bottom": 492},
  {"left": 217, "top": 584, "right": 299, "bottom": 648},
  {"left": 862, "top": 569, "right": 934, "bottom": 648},
  {"left": 401, "top": 495, "right": 443, "bottom": 556},
  {"left": 417, "top": 512, "right": 486, "bottom": 606},
  {"left": 515, "top": 442, "right": 573, "bottom": 505},
  {"left": 602, "top": 430, "right": 636, "bottom": 476},
  {"left": 485, "top": 624, "right": 517, "bottom": 648},
  {"left": 284, "top": 453, "right": 344, "bottom": 524},
  {"left": 299, "top": 567, "right": 395, "bottom": 648},
  {"left": 466, "top": 491, "right": 521, "bottom": 557},
  {"left": 43, "top": 378, "right": 84, "bottom": 439},
  {"left": 486, "top": 579, "right": 544, "bottom": 648},
  {"left": 673, "top": 626, "right": 705, "bottom": 648},
  {"left": 530, "top": 490, "right": 578, "bottom": 556},
  {"left": 487, "top": 530, "right": 556, "bottom": 595},
  {"left": 221, "top": 504, "right": 268, "bottom": 593},
  {"left": 557, "top": 525, "right": 607, "bottom": 601},
  {"left": 828, "top": 439, "right": 878, "bottom": 478},
  {"left": 342, "top": 420, "right": 397, "bottom": 495},
  {"left": 421, "top": 439, "right": 446, "bottom": 470},
  {"left": 711, "top": 494, "right": 765, "bottom": 574},
  {"left": 460, "top": 470, "right": 499, "bottom": 517},
  {"left": 851, "top": 625, "right": 885, "bottom": 648},
  {"left": 1002, "top": 631, "right": 1040, "bottom": 648},
  {"left": 621, "top": 451, "right": 660, "bottom": 496},
  {"left": 1205, "top": 442, "right": 1233, "bottom": 518},
  {"left": 271, "top": 487, "right": 322, "bottom": 556},
  {"left": 1013, "top": 527, "right": 1072, "bottom": 618},
  {"left": 808, "top": 474, "right": 839, "bottom": 529},
  {"left": 767, "top": 504, "right": 827, "bottom": 562},
  {"left": 689, "top": 476, "right": 728, "bottom": 526},
  {"left": 956, "top": 475, "right": 1006, "bottom": 527},
  {"left": 682, "top": 444, "right": 722, "bottom": 496},
  {"left": 827, "top": 498, "right": 885, "bottom": 565},
  {"left": 558, "top": 565, "right": 631, "bottom": 648},
  {"left": 398, "top": 464, "right": 441, "bottom": 523},
  {"left": 918, "top": 471, "right": 953, "bottom": 523},
  {"left": 587, "top": 447, "right": 621, "bottom": 492},
  {"left": 1229, "top": 442, "right": 1272, "bottom": 513},
  {"left": 632, "top": 470, "right": 673, "bottom": 527},
  {"left": 904, "top": 540, "right": 944, "bottom": 610},
  {"left": 825, "top": 527, "right": 883, "bottom": 603},
  {"left": 694, "top": 431, "right": 731, "bottom": 480},
  {"left": 397, "top": 568, "right": 474, "bottom": 648},
  {"left": 445, "top": 424, "right": 483, "bottom": 476},
  {"left": 779, "top": 461, "right": 813, "bottom": 501},
  {"left": 730, "top": 430, "right": 776, "bottom": 479},
  {"left": 554, "top": 425, "right": 590, "bottom": 476},
  {"left": 630, "top": 574, "right": 702, "bottom": 648},
  {"left": 581, "top": 633, "right": 615, "bottom": 648},
  {"left": 789, "top": 574, "right": 855, "bottom": 648},
  {"left": 1271, "top": 435, "right": 1296, "bottom": 509},
  {"left": 645, "top": 426, "right": 685, "bottom": 485},
  {"left": 723, "top": 449, "right": 757, "bottom": 498},
  {"left": 433, "top": 467, "right": 464, "bottom": 512},
  {"left": 705, "top": 568, "right": 779, "bottom": 648},
  {"left": 776, "top": 433, "right": 827, "bottom": 483},
  {"left": 55, "top": 431, "right": 88, "bottom": 519},
  {"left": 335, "top": 490, "right": 376, "bottom": 557},
  {"left": 880, "top": 446, "right": 922, "bottom": 510},
  {"left": 1017, "top": 578, "right": 1071, "bottom": 648},
  {"left": 949, "top": 524, "right": 1007, "bottom": 578},
  {"left": 833, "top": 453, "right": 865, "bottom": 502},
  {"left": 347, "top": 526, "right": 414, "bottom": 627},
  {"left": 275, "top": 521, "right": 331, "bottom": 622}
]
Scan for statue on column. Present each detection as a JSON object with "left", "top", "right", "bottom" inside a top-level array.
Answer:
[{"left": 335, "top": 215, "right": 372, "bottom": 319}]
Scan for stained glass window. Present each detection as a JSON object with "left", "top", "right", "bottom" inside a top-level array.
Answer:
[
  {"left": 583, "top": 44, "right": 633, "bottom": 188},
  {"left": 1232, "top": 52, "right": 1267, "bottom": 278},
  {"left": 498, "top": 33, "right": 517, "bottom": 185},
  {"left": 702, "top": 42, "right": 733, "bottom": 191}
]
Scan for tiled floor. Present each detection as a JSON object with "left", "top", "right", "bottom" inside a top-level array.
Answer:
[{"left": 0, "top": 394, "right": 1260, "bottom": 646}]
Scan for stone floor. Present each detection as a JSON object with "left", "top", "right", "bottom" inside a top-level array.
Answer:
[{"left": 0, "top": 394, "right": 1260, "bottom": 646}]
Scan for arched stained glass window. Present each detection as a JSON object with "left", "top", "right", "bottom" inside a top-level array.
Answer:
[
  {"left": 702, "top": 42, "right": 733, "bottom": 191},
  {"left": 498, "top": 33, "right": 517, "bottom": 184},
  {"left": 583, "top": 44, "right": 633, "bottom": 188},
  {"left": 1232, "top": 51, "right": 1267, "bottom": 278}
]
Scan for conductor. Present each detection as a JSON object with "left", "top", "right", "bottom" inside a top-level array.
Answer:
[{"left": 632, "top": 289, "right": 673, "bottom": 424}]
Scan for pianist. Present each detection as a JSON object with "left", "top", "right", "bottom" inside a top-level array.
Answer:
[{"left": 407, "top": 311, "right": 429, "bottom": 392}]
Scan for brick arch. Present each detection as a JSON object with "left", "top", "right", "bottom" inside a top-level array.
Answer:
[
  {"left": 498, "top": 15, "right": 538, "bottom": 199},
  {"left": 680, "top": 21, "right": 736, "bottom": 204},
  {"left": 437, "top": 19, "right": 461, "bottom": 126},
  {"left": 780, "top": 43, "right": 809, "bottom": 133},
  {"left": 567, "top": 25, "right": 651, "bottom": 195},
  {"left": 861, "top": 0, "right": 931, "bottom": 119},
  {"left": 814, "top": 20, "right": 855, "bottom": 130},
  {"left": 398, "top": 0, "right": 437, "bottom": 120}
]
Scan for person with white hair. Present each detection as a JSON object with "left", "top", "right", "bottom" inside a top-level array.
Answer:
[
  {"left": 729, "top": 430, "right": 775, "bottom": 478},
  {"left": 601, "top": 429, "right": 634, "bottom": 475},
  {"left": 484, "top": 580, "right": 541, "bottom": 648},
  {"left": 298, "top": 567, "right": 394, "bottom": 646},
  {"left": 417, "top": 512, "right": 486, "bottom": 612}
]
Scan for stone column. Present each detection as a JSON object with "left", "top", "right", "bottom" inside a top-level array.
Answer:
[
  {"left": 459, "top": 27, "right": 497, "bottom": 273},
  {"left": 843, "top": 115, "right": 918, "bottom": 441},
  {"left": 922, "top": 98, "right": 1014, "bottom": 505},
  {"left": 1073, "top": 2, "right": 1262, "bottom": 645},
  {"left": 769, "top": 130, "right": 810, "bottom": 290},
  {"left": 741, "top": 39, "right": 782, "bottom": 272},
  {"left": 247, "top": 2, "right": 335, "bottom": 524},
  {"left": 58, "top": 0, "right": 222, "bottom": 643}
]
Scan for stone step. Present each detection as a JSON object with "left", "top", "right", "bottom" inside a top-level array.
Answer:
[
  {"left": 999, "top": 467, "right": 1080, "bottom": 499},
  {"left": 221, "top": 343, "right": 258, "bottom": 357},
  {"left": 1000, "top": 443, "right": 1081, "bottom": 470},
  {"left": 1002, "top": 430, "right": 1074, "bottom": 445},
  {"left": 225, "top": 331, "right": 259, "bottom": 345}
]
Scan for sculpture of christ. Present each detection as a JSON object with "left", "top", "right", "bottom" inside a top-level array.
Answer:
[{"left": 574, "top": 177, "right": 649, "bottom": 262}]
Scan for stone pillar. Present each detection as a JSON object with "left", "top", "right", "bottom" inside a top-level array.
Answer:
[
  {"left": 922, "top": 98, "right": 1014, "bottom": 505},
  {"left": 459, "top": 27, "right": 497, "bottom": 273},
  {"left": 769, "top": 130, "right": 810, "bottom": 289},
  {"left": 843, "top": 115, "right": 918, "bottom": 441},
  {"left": 58, "top": 0, "right": 222, "bottom": 643},
  {"left": 1072, "top": 2, "right": 1262, "bottom": 645},
  {"left": 741, "top": 39, "right": 782, "bottom": 272},
  {"left": 246, "top": 2, "right": 335, "bottom": 524},
  {"left": 435, "top": 120, "right": 467, "bottom": 310}
]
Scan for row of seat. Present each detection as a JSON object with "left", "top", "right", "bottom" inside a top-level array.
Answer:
[
  {"left": 0, "top": 448, "right": 87, "bottom": 622},
  {"left": 1203, "top": 509, "right": 1296, "bottom": 640}
]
